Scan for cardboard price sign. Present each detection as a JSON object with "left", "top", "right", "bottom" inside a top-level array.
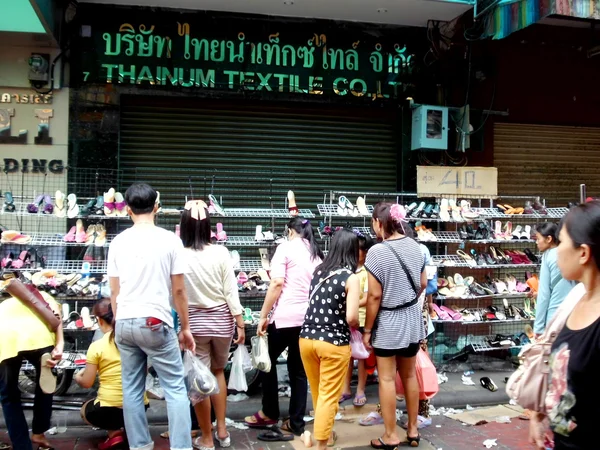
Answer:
[{"left": 417, "top": 166, "right": 498, "bottom": 198}]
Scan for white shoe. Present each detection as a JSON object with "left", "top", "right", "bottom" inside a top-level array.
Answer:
[{"left": 255, "top": 225, "right": 263, "bottom": 241}]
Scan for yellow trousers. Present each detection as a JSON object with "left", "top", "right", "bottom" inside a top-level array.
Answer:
[{"left": 299, "top": 338, "right": 351, "bottom": 441}]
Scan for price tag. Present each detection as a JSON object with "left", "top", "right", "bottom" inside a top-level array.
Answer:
[
  {"left": 417, "top": 166, "right": 498, "bottom": 198},
  {"left": 425, "top": 265, "right": 437, "bottom": 280}
]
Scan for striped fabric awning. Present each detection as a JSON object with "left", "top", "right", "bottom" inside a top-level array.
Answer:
[{"left": 486, "top": 0, "right": 600, "bottom": 40}]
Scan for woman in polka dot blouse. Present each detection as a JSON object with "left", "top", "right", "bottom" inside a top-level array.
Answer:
[{"left": 299, "top": 229, "right": 360, "bottom": 448}]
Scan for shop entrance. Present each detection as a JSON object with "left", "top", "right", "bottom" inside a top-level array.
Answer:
[{"left": 118, "top": 96, "right": 400, "bottom": 209}]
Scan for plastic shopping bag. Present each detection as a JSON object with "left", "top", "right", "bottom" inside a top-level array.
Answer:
[
  {"left": 395, "top": 349, "right": 439, "bottom": 400},
  {"left": 183, "top": 350, "right": 219, "bottom": 405},
  {"left": 350, "top": 328, "right": 370, "bottom": 360},
  {"left": 250, "top": 334, "right": 271, "bottom": 373},
  {"left": 228, "top": 345, "right": 253, "bottom": 392}
]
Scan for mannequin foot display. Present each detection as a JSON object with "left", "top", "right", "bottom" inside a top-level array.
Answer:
[
  {"left": 114, "top": 192, "right": 127, "bottom": 216},
  {"left": 208, "top": 194, "right": 225, "bottom": 216},
  {"left": 288, "top": 190, "right": 299, "bottom": 216},
  {"left": 216, "top": 223, "right": 227, "bottom": 241},
  {"left": 103, "top": 188, "right": 116, "bottom": 216}
]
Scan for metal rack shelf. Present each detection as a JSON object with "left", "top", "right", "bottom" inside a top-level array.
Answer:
[
  {"left": 433, "top": 318, "right": 534, "bottom": 325},
  {"left": 431, "top": 254, "right": 541, "bottom": 268},
  {"left": 436, "top": 292, "right": 529, "bottom": 301},
  {"left": 317, "top": 204, "right": 373, "bottom": 217},
  {"left": 472, "top": 340, "right": 523, "bottom": 353},
  {"left": 216, "top": 208, "right": 315, "bottom": 218},
  {"left": 237, "top": 260, "right": 264, "bottom": 272},
  {"left": 215, "top": 236, "right": 277, "bottom": 247},
  {"left": 4, "top": 233, "right": 116, "bottom": 247},
  {"left": 10, "top": 260, "right": 108, "bottom": 274}
]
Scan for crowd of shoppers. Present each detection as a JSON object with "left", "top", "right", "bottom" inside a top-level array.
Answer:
[{"left": 0, "top": 190, "right": 447, "bottom": 450}]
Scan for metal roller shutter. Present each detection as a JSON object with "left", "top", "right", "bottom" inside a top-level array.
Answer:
[
  {"left": 494, "top": 123, "right": 600, "bottom": 206},
  {"left": 119, "top": 96, "right": 399, "bottom": 211}
]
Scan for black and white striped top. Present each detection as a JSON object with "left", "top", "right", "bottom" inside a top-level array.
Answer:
[{"left": 365, "top": 237, "right": 426, "bottom": 350}]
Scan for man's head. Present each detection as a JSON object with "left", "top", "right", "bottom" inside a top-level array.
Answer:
[{"left": 125, "top": 183, "right": 158, "bottom": 216}]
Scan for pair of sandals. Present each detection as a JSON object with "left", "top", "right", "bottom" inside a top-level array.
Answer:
[
  {"left": 371, "top": 435, "right": 421, "bottom": 449},
  {"left": 27, "top": 194, "right": 54, "bottom": 215}
]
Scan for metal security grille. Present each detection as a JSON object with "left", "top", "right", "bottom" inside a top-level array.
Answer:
[
  {"left": 494, "top": 123, "right": 600, "bottom": 206},
  {"left": 118, "top": 96, "right": 399, "bottom": 211}
]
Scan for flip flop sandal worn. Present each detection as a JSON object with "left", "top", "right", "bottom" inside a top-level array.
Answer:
[
  {"left": 339, "top": 392, "right": 352, "bottom": 403},
  {"left": 353, "top": 394, "right": 367, "bottom": 406},
  {"left": 370, "top": 437, "right": 400, "bottom": 450},
  {"left": 39, "top": 353, "right": 57, "bottom": 394},
  {"left": 244, "top": 412, "right": 277, "bottom": 428},
  {"left": 327, "top": 431, "right": 338, "bottom": 447},
  {"left": 480, "top": 377, "right": 498, "bottom": 392},
  {"left": 257, "top": 429, "right": 294, "bottom": 442},
  {"left": 280, "top": 419, "right": 303, "bottom": 436},
  {"left": 406, "top": 434, "right": 421, "bottom": 448},
  {"left": 192, "top": 437, "right": 215, "bottom": 450},
  {"left": 359, "top": 412, "right": 384, "bottom": 426}
]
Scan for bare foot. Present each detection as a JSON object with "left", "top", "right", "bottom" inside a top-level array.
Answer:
[
  {"left": 31, "top": 434, "right": 51, "bottom": 448},
  {"left": 301, "top": 431, "right": 313, "bottom": 448}
]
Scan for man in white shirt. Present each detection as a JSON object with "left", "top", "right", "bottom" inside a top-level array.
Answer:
[{"left": 108, "top": 183, "right": 195, "bottom": 450}]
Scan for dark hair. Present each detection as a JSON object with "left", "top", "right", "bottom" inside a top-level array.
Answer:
[
  {"left": 124, "top": 183, "right": 157, "bottom": 215},
  {"left": 316, "top": 229, "right": 359, "bottom": 274},
  {"left": 536, "top": 222, "right": 559, "bottom": 244},
  {"left": 357, "top": 233, "right": 375, "bottom": 252},
  {"left": 372, "top": 202, "right": 413, "bottom": 239},
  {"left": 288, "top": 217, "right": 324, "bottom": 261},
  {"left": 180, "top": 207, "right": 211, "bottom": 250},
  {"left": 562, "top": 201, "right": 600, "bottom": 270},
  {"left": 92, "top": 298, "right": 115, "bottom": 343}
]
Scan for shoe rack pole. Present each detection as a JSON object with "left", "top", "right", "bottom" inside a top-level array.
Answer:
[{"left": 580, "top": 184, "right": 587, "bottom": 203}]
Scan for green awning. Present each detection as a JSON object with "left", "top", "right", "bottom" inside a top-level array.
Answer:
[{"left": 0, "top": 0, "right": 45, "bottom": 33}]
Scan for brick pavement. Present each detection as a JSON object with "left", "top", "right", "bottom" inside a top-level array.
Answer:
[{"left": 0, "top": 408, "right": 534, "bottom": 449}]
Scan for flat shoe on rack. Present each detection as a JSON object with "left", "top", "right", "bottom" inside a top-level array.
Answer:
[
  {"left": 287, "top": 190, "right": 299, "bottom": 217},
  {"left": 521, "top": 225, "right": 532, "bottom": 240},
  {"left": 456, "top": 250, "right": 477, "bottom": 267},
  {"left": 95, "top": 224, "right": 107, "bottom": 247},
  {"left": 216, "top": 223, "right": 227, "bottom": 241},
  {"left": 208, "top": 194, "right": 225, "bottom": 216},
  {"left": 439, "top": 198, "right": 450, "bottom": 222},
  {"left": 103, "top": 188, "right": 116, "bottom": 216},
  {"left": 54, "top": 191, "right": 66, "bottom": 218},
  {"left": 356, "top": 196, "right": 369, "bottom": 216},
  {"left": 114, "top": 192, "right": 127, "bottom": 216}
]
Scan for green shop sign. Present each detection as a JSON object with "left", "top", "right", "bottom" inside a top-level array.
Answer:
[{"left": 74, "top": 6, "right": 426, "bottom": 100}]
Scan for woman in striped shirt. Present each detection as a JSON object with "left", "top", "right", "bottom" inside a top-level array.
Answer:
[
  {"left": 363, "top": 203, "right": 426, "bottom": 448},
  {"left": 179, "top": 200, "right": 245, "bottom": 450}
]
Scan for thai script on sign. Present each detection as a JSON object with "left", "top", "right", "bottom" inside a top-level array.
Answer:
[{"left": 90, "top": 23, "right": 416, "bottom": 98}]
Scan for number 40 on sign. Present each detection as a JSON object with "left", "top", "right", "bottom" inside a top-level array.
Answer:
[{"left": 416, "top": 166, "right": 498, "bottom": 197}]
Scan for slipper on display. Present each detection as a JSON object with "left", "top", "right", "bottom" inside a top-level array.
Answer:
[{"left": 287, "top": 190, "right": 299, "bottom": 216}]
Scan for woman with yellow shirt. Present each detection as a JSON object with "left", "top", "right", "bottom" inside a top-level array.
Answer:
[
  {"left": 75, "top": 298, "right": 146, "bottom": 450},
  {"left": 0, "top": 284, "right": 64, "bottom": 450},
  {"left": 341, "top": 233, "right": 374, "bottom": 406}
]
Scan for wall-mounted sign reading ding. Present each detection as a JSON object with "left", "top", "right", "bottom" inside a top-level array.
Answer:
[
  {"left": 3, "top": 158, "right": 64, "bottom": 174},
  {"left": 74, "top": 6, "right": 427, "bottom": 100}
]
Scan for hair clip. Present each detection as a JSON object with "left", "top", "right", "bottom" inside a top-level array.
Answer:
[{"left": 302, "top": 219, "right": 309, "bottom": 225}]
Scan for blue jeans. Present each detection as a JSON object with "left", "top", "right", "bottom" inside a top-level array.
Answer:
[{"left": 116, "top": 318, "right": 192, "bottom": 450}]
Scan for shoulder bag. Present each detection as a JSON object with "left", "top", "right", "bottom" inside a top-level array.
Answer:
[
  {"left": 506, "top": 283, "right": 585, "bottom": 412},
  {"left": 5, "top": 279, "right": 61, "bottom": 332},
  {"left": 381, "top": 242, "right": 420, "bottom": 311}
]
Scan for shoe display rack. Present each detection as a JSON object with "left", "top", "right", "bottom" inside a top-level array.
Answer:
[{"left": 316, "top": 190, "right": 571, "bottom": 370}]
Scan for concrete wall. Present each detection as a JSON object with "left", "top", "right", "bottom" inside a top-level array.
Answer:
[{"left": 0, "top": 41, "right": 68, "bottom": 233}]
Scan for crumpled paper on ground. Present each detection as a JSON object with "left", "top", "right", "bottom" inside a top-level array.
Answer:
[
  {"left": 224, "top": 418, "right": 248, "bottom": 430},
  {"left": 429, "top": 405, "right": 463, "bottom": 417},
  {"left": 437, "top": 373, "right": 449, "bottom": 384},
  {"left": 227, "top": 393, "right": 249, "bottom": 402},
  {"left": 483, "top": 438, "right": 498, "bottom": 448},
  {"left": 461, "top": 375, "right": 476, "bottom": 386}
]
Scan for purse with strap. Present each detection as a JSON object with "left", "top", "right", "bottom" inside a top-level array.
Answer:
[
  {"left": 5, "top": 279, "right": 61, "bottom": 332},
  {"left": 506, "top": 283, "right": 585, "bottom": 412},
  {"left": 381, "top": 242, "right": 420, "bottom": 311}
]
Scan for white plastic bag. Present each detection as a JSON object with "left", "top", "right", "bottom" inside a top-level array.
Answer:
[
  {"left": 183, "top": 350, "right": 219, "bottom": 405},
  {"left": 350, "top": 328, "right": 370, "bottom": 359},
  {"left": 228, "top": 346, "right": 251, "bottom": 392},
  {"left": 251, "top": 334, "right": 271, "bottom": 373}
]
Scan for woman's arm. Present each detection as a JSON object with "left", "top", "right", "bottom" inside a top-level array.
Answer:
[
  {"left": 74, "top": 363, "right": 98, "bottom": 389},
  {"left": 257, "top": 278, "right": 284, "bottom": 336},
  {"left": 534, "top": 255, "right": 552, "bottom": 335},
  {"left": 345, "top": 274, "right": 360, "bottom": 328},
  {"left": 222, "top": 258, "right": 245, "bottom": 344},
  {"left": 419, "top": 269, "right": 426, "bottom": 298},
  {"left": 363, "top": 272, "right": 382, "bottom": 349}
]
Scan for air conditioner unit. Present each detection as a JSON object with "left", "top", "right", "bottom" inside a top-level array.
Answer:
[{"left": 411, "top": 105, "right": 448, "bottom": 151}]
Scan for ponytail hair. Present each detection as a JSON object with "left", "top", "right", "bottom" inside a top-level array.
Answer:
[
  {"left": 92, "top": 298, "right": 115, "bottom": 344},
  {"left": 287, "top": 217, "right": 324, "bottom": 261}
]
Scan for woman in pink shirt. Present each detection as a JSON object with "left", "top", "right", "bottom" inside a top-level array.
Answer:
[{"left": 245, "top": 217, "right": 323, "bottom": 438}]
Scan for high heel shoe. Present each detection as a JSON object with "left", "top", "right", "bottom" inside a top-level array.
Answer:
[{"left": 503, "top": 221, "right": 513, "bottom": 240}]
